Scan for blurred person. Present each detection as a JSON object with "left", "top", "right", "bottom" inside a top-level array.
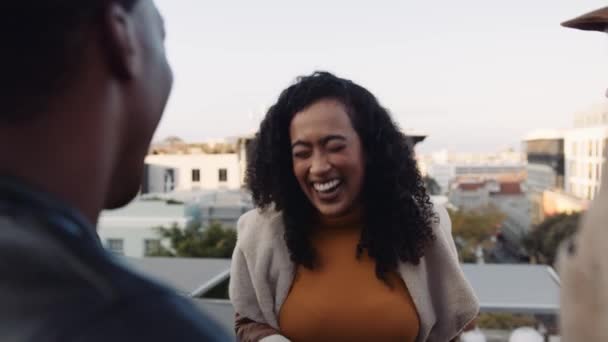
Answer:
[
  {"left": 460, "top": 329, "right": 487, "bottom": 342},
  {"left": 558, "top": 7, "right": 608, "bottom": 342},
  {"left": 229, "top": 71, "right": 479, "bottom": 341},
  {"left": 508, "top": 327, "right": 543, "bottom": 342},
  {"left": 0, "top": 1, "right": 229, "bottom": 341},
  {"left": 459, "top": 319, "right": 487, "bottom": 342}
]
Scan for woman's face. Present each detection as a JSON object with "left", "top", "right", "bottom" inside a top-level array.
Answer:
[{"left": 289, "top": 98, "right": 365, "bottom": 218}]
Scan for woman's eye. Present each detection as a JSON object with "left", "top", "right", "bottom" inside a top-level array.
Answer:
[
  {"left": 293, "top": 150, "right": 311, "bottom": 159},
  {"left": 328, "top": 144, "right": 345, "bottom": 152}
]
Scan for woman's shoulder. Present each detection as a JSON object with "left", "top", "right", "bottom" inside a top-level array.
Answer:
[
  {"left": 428, "top": 199, "right": 459, "bottom": 260},
  {"left": 431, "top": 200, "right": 451, "bottom": 233},
  {"left": 236, "top": 207, "right": 285, "bottom": 249}
]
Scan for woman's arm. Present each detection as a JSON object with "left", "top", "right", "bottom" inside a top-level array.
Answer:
[
  {"left": 235, "top": 313, "right": 289, "bottom": 342},
  {"left": 230, "top": 244, "right": 290, "bottom": 341},
  {"left": 230, "top": 211, "right": 291, "bottom": 341}
]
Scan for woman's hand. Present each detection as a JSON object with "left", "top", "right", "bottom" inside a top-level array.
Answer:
[
  {"left": 259, "top": 335, "right": 291, "bottom": 342},
  {"left": 235, "top": 313, "right": 289, "bottom": 342}
]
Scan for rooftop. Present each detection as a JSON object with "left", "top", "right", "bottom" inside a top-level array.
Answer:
[
  {"left": 189, "top": 190, "right": 252, "bottom": 208},
  {"left": 101, "top": 200, "right": 187, "bottom": 219},
  {"left": 458, "top": 182, "right": 486, "bottom": 191},
  {"left": 124, "top": 257, "right": 561, "bottom": 333},
  {"left": 123, "top": 257, "right": 229, "bottom": 296},
  {"left": 149, "top": 136, "right": 239, "bottom": 155},
  {"left": 523, "top": 129, "right": 565, "bottom": 142},
  {"left": 99, "top": 200, "right": 190, "bottom": 229},
  {"left": 455, "top": 180, "right": 524, "bottom": 196},
  {"left": 496, "top": 182, "right": 523, "bottom": 195},
  {"left": 462, "top": 264, "right": 560, "bottom": 314}
]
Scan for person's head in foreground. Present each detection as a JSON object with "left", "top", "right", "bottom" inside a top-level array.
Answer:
[
  {"left": 558, "top": 6, "right": 608, "bottom": 342},
  {"left": 232, "top": 71, "right": 479, "bottom": 342},
  {"left": 0, "top": 1, "right": 229, "bottom": 340},
  {"left": 248, "top": 71, "right": 436, "bottom": 277},
  {"left": 0, "top": 0, "right": 172, "bottom": 222}
]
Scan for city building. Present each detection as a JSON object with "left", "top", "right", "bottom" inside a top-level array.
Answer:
[
  {"left": 540, "top": 189, "right": 588, "bottom": 217},
  {"left": 143, "top": 153, "right": 241, "bottom": 192},
  {"left": 492, "top": 182, "right": 531, "bottom": 238},
  {"left": 421, "top": 149, "right": 526, "bottom": 194},
  {"left": 98, "top": 200, "right": 191, "bottom": 257},
  {"left": 428, "top": 164, "right": 528, "bottom": 195},
  {"left": 142, "top": 136, "right": 255, "bottom": 193},
  {"left": 564, "top": 105, "right": 608, "bottom": 201},
  {"left": 449, "top": 179, "right": 497, "bottom": 211},
  {"left": 523, "top": 130, "right": 565, "bottom": 225},
  {"left": 449, "top": 178, "right": 530, "bottom": 237},
  {"left": 521, "top": 102, "right": 608, "bottom": 220},
  {"left": 185, "top": 189, "right": 253, "bottom": 229},
  {"left": 99, "top": 189, "right": 253, "bottom": 258}
]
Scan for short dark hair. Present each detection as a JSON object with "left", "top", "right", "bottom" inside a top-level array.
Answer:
[
  {"left": 247, "top": 71, "right": 436, "bottom": 281},
  {"left": 0, "top": 0, "right": 139, "bottom": 123}
]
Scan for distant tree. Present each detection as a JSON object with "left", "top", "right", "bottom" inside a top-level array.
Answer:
[
  {"left": 423, "top": 176, "right": 442, "bottom": 195},
  {"left": 150, "top": 221, "right": 237, "bottom": 259},
  {"left": 448, "top": 206, "right": 506, "bottom": 262},
  {"left": 477, "top": 313, "right": 537, "bottom": 331},
  {"left": 522, "top": 212, "right": 581, "bottom": 266}
]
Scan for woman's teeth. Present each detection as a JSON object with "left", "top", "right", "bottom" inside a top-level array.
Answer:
[{"left": 313, "top": 179, "right": 341, "bottom": 192}]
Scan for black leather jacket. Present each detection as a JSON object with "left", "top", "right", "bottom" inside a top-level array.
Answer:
[{"left": 0, "top": 176, "right": 230, "bottom": 341}]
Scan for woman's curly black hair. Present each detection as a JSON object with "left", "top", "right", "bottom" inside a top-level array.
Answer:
[{"left": 247, "top": 71, "right": 436, "bottom": 281}]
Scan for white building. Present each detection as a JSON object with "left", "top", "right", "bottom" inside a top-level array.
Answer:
[
  {"left": 144, "top": 153, "right": 241, "bottom": 192},
  {"left": 142, "top": 136, "right": 255, "bottom": 194},
  {"left": 98, "top": 189, "right": 253, "bottom": 258},
  {"left": 98, "top": 200, "right": 191, "bottom": 258},
  {"left": 564, "top": 103, "right": 608, "bottom": 201}
]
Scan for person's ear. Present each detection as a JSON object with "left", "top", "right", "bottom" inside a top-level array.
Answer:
[{"left": 99, "top": 3, "right": 141, "bottom": 81}]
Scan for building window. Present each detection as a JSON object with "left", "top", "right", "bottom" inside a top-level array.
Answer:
[
  {"left": 218, "top": 168, "right": 228, "bottom": 182},
  {"left": 597, "top": 164, "right": 601, "bottom": 181},
  {"left": 568, "top": 181, "right": 574, "bottom": 194},
  {"left": 144, "top": 239, "right": 161, "bottom": 256},
  {"left": 192, "top": 169, "right": 200, "bottom": 182},
  {"left": 106, "top": 239, "right": 124, "bottom": 255},
  {"left": 572, "top": 142, "right": 577, "bottom": 157},
  {"left": 569, "top": 161, "right": 575, "bottom": 177},
  {"left": 163, "top": 169, "right": 175, "bottom": 192}
]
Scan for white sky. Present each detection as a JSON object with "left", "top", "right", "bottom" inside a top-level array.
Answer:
[{"left": 154, "top": 0, "right": 608, "bottom": 153}]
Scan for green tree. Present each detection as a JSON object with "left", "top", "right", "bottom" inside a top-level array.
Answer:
[
  {"left": 150, "top": 221, "right": 237, "bottom": 258},
  {"left": 477, "top": 313, "right": 537, "bottom": 330},
  {"left": 423, "top": 176, "right": 442, "bottom": 195},
  {"left": 448, "top": 207, "right": 506, "bottom": 262},
  {"left": 522, "top": 212, "right": 581, "bottom": 266}
]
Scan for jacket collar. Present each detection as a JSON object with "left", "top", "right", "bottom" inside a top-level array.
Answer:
[{"left": 0, "top": 174, "right": 99, "bottom": 244}]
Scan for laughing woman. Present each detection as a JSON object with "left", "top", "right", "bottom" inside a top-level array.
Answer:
[{"left": 229, "top": 72, "right": 478, "bottom": 342}]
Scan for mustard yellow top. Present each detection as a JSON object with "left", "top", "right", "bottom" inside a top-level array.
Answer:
[{"left": 279, "top": 212, "right": 420, "bottom": 342}]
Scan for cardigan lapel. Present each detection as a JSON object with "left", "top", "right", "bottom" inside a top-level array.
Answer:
[{"left": 399, "top": 260, "right": 436, "bottom": 342}]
